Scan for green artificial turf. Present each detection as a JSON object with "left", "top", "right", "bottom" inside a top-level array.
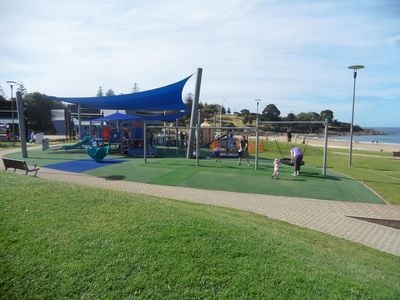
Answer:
[
  {"left": 1, "top": 172, "right": 399, "bottom": 298},
  {"left": 5, "top": 147, "right": 385, "bottom": 204}
]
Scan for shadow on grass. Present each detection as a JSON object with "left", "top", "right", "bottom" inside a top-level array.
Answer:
[{"left": 103, "top": 175, "right": 126, "bottom": 181}]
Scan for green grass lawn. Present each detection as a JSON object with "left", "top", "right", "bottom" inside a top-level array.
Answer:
[{"left": 1, "top": 172, "right": 399, "bottom": 298}]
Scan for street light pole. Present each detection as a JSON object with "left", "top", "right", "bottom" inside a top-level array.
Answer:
[
  {"left": 347, "top": 65, "right": 364, "bottom": 167},
  {"left": 219, "top": 98, "right": 226, "bottom": 129},
  {"left": 255, "top": 99, "right": 261, "bottom": 170},
  {"left": 6, "top": 80, "right": 17, "bottom": 147}
]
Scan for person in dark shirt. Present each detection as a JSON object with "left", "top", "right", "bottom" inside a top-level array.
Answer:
[{"left": 238, "top": 136, "right": 250, "bottom": 166}]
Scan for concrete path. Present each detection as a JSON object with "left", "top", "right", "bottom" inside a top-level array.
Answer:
[{"left": 1, "top": 147, "right": 400, "bottom": 256}]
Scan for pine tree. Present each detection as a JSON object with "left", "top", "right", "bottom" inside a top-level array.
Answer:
[
  {"left": 106, "top": 89, "right": 115, "bottom": 96},
  {"left": 97, "top": 86, "right": 104, "bottom": 97},
  {"left": 17, "top": 82, "right": 27, "bottom": 96},
  {"left": 132, "top": 83, "right": 139, "bottom": 93}
]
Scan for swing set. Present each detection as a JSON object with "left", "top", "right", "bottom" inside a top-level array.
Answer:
[
  {"left": 263, "top": 120, "right": 330, "bottom": 175},
  {"left": 272, "top": 138, "right": 307, "bottom": 166}
]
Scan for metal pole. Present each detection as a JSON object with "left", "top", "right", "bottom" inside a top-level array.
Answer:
[
  {"left": 144, "top": 123, "right": 147, "bottom": 163},
  {"left": 195, "top": 124, "right": 200, "bottom": 166},
  {"left": 255, "top": 99, "right": 261, "bottom": 170},
  {"left": 347, "top": 65, "right": 364, "bottom": 167},
  {"left": 187, "top": 68, "right": 202, "bottom": 159},
  {"left": 11, "top": 85, "right": 15, "bottom": 146},
  {"left": 349, "top": 70, "right": 357, "bottom": 167},
  {"left": 219, "top": 104, "right": 222, "bottom": 128},
  {"left": 78, "top": 105, "right": 82, "bottom": 139},
  {"left": 6, "top": 81, "right": 17, "bottom": 146},
  {"left": 16, "top": 92, "right": 28, "bottom": 158},
  {"left": 175, "top": 118, "right": 178, "bottom": 155},
  {"left": 322, "top": 119, "right": 328, "bottom": 176}
]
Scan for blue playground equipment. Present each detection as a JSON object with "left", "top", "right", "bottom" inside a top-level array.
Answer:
[
  {"left": 86, "top": 138, "right": 111, "bottom": 161},
  {"left": 87, "top": 145, "right": 111, "bottom": 162}
]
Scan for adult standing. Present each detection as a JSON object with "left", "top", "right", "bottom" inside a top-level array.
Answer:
[
  {"left": 238, "top": 136, "right": 250, "bottom": 166},
  {"left": 287, "top": 129, "right": 292, "bottom": 143},
  {"left": 291, "top": 146, "right": 303, "bottom": 176}
]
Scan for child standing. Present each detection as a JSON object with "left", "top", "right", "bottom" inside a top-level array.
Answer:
[{"left": 272, "top": 158, "right": 280, "bottom": 179}]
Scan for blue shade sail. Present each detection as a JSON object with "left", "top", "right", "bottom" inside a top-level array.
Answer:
[
  {"left": 92, "top": 112, "right": 138, "bottom": 122},
  {"left": 48, "top": 75, "right": 192, "bottom": 111}
]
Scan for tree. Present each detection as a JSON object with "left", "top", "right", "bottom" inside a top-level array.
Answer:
[
  {"left": 247, "top": 114, "right": 255, "bottom": 126},
  {"left": 297, "top": 112, "right": 321, "bottom": 121},
  {"left": 105, "top": 89, "right": 115, "bottom": 96},
  {"left": 182, "top": 93, "right": 194, "bottom": 125},
  {"left": 227, "top": 107, "right": 231, "bottom": 114},
  {"left": 296, "top": 112, "right": 322, "bottom": 133},
  {"left": 132, "top": 83, "right": 139, "bottom": 93},
  {"left": 286, "top": 112, "right": 296, "bottom": 121},
  {"left": 309, "top": 112, "right": 321, "bottom": 121},
  {"left": 262, "top": 104, "right": 281, "bottom": 121},
  {"left": 24, "top": 92, "right": 64, "bottom": 133},
  {"left": 220, "top": 105, "right": 226, "bottom": 114},
  {"left": 17, "top": 82, "right": 27, "bottom": 96},
  {"left": 97, "top": 86, "right": 104, "bottom": 97},
  {"left": 320, "top": 109, "right": 334, "bottom": 122},
  {"left": 184, "top": 93, "right": 193, "bottom": 106},
  {"left": 0, "top": 85, "right": 6, "bottom": 99},
  {"left": 201, "top": 103, "right": 219, "bottom": 119},
  {"left": 240, "top": 109, "right": 250, "bottom": 117}
]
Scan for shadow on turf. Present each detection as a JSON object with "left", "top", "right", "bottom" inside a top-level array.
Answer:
[
  {"left": 102, "top": 175, "right": 126, "bottom": 181},
  {"left": 294, "top": 172, "right": 342, "bottom": 181},
  {"left": 28, "top": 156, "right": 78, "bottom": 162}
]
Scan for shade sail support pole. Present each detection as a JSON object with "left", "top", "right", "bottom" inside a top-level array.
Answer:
[{"left": 186, "top": 68, "right": 202, "bottom": 159}]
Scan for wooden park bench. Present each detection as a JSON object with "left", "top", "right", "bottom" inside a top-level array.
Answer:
[
  {"left": 2, "top": 158, "right": 40, "bottom": 176},
  {"left": 393, "top": 151, "right": 400, "bottom": 157}
]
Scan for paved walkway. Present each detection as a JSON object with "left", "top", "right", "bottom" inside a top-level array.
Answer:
[{"left": 2, "top": 147, "right": 400, "bottom": 256}]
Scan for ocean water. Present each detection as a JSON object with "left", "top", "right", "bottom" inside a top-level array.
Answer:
[{"left": 329, "top": 127, "right": 400, "bottom": 145}]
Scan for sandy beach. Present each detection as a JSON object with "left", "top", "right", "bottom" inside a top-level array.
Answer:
[{"left": 268, "top": 134, "right": 400, "bottom": 153}]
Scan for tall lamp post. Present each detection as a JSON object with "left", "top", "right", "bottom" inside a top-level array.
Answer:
[
  {"left": 6, "top": 80, "right": 17, "bottom": 146},
  {"left": 347, "top": 65, "right": 364, "bottom": 167},
  {"left": 219, "top": 98, "right": 225, "bottom": 129},
  {"left": 255, "top": 99, "right": 261, "bottom": 170}
]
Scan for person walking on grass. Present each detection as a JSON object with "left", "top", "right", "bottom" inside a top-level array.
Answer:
[
  {"left": 238, "top": 136, "right": 250, "bottom": 166},
  {"left": 290, "top": 146, "right": 303, "bottom": 176},
  {"left": 213, "top": 139, "right": 221, "bottom": 162}
]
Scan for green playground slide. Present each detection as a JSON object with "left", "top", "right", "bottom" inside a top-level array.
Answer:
[{"left": 61, "top": 136, "right": 91, "bottom": 150}]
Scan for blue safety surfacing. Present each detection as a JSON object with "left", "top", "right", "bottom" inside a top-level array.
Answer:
[{"left": 44, "top": 159, "right": 127, "bottom": 173}]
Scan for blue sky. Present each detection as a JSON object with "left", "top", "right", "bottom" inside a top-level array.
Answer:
[{"left": 0, "top": 0, "right": 399, "bottom": 127}]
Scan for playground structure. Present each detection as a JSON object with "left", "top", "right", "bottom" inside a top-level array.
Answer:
[
  {"left": 261, "top": 120, "right": 329, "bottom": 174},
  {"left": 87, "top": 143, "right": 111, "bottom": 162},
  {"left": 60, "top": 135, "right": 91, "bottom": 150},
  {"left": 143, "top": 125, "right": 266, "bottom": 162},
  {"left": 143, "top": 119, "right": 329, "bottom": 176},
  {"left": 10, "top": 68, "right": 330, "bottom": 176},
  {"left": 11, "top": 68, "right": 328, "bottom": 174}
]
